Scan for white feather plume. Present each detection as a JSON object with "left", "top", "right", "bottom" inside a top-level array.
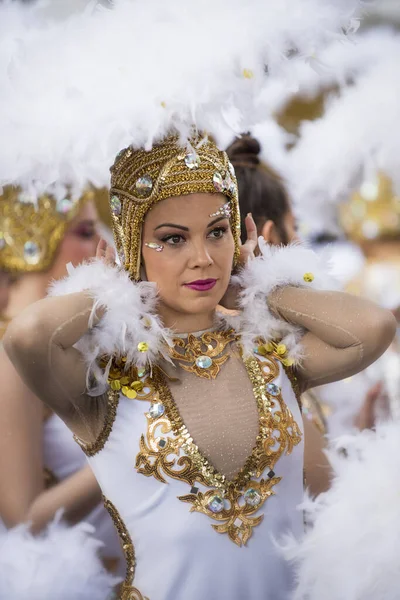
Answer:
[
  {"left": 229, "top": 238, "right": 337, "bottom": 358},
  {"left": 0, "top": 512, "right": 119, "bottom": 599},
  {"left": 0, "top": 0, "right": 360, "bottom": 199},
  {"left": 282, "top": 421, "right": 400, "bottom": 600},
  {"left": 287, "top": 49, "right": 400, "bottom": 219}
]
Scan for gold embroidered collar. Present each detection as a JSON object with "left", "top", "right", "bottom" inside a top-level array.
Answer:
[{"left": 166, "top": 328, "right": 238, "bottom": 379}]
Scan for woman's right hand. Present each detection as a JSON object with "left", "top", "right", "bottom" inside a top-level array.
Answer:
[{"left": 96, "top": 239, "right": 117, "bottom": 266}]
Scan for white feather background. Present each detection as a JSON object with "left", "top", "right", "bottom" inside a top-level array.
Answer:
[
  {"left": 256, "top": 27, "right": 400, "bottom": 116},
  {"left": 283, "top": 421, "right": 400, "bottom": 600},
  {"left": 286, "top": 51, "right": 400, "bottom": 232},
  {"left": 0, "top": 0, "right": 360, "bottom": 199}
]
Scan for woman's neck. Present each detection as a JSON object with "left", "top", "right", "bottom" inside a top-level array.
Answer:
[
  {"left": 4, "top": 273, "right": 49, "bottom": 320},
  {"left": 157, "top": 302, "right": 216, "bottom": 334}
]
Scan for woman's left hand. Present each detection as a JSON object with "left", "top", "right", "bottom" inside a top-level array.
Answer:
[
  {"left": 238, "top": 213, "right": 258, "bottom": 266},
  {"left": 220, "top": 214, "right": 258, "bottom": 311}
]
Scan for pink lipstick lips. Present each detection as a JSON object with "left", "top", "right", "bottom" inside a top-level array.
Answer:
[{"left": 184, "top": 279, "right": 217, "bottom": 292}]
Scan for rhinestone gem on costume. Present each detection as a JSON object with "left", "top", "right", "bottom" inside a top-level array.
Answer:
[
  {"left": 149, "top": 402, "right": 165, "bottom": 419},
  {"left": 244, "top": 488, "right": 262, "bottom": 507},
  {"left": 195, "top": 355, "right": 213, "bottom": 369},
  {"left": 56, "top": 198, "right": 75, "bottom": 215},
  {"left": 208, "top": 495, "right": 225, "bottom": 514},
  {"left": 23, "top": 241, "right": 41, "bottom": 265},
  {"left": 0, "top": 236, "right": 5, "bottom": 250},
  {"left": 266, "top": 382, "right": 280, "bottom": 396},
  {"left": 213, "top": 172, "right": 224, "bottom": 192},
  {"left": 184, "top": 153, "right": 201, "bottom": 169},
  {"left": 135, "top": 175, "right": 153, "bottom": 198},
  {"left": 228, "top": 161, "right": 235, "bottom": 177},
  {"left": 110, "top": 195, "right": 122, "bottom": 215}
]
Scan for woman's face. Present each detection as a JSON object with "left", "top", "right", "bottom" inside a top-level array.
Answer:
[
  {"left": 142, "top": 193, "right": 234, "bottom": 323},
  {"left": 48, "top": 200, "right": 100, "bottom": 281}
]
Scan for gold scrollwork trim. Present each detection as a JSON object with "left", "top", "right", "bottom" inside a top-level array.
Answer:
[
  {"left": 167, "top": 328, "right": 238, "bottom": 379},
  {"left": 74, "top": 389, "right": 119, "bottom": 457},
  {"left": 135, "top": 351, "right": 302, "bottom": 546}
]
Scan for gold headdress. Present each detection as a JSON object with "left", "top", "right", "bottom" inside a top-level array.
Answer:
[
  {"left": 0, "top": 186, "right": 94, "bottom": 273},
  {"left": 109, "top": 134, "right": 241, "bottom": 280},
  {"left": 340, "top": 172, "right": 400, "bottom": 242}
]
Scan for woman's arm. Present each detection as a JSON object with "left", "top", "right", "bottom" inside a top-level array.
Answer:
[
  {"left": 3, "top": 292, "right": 106, "bottom": 442},
  {"left": 268, "top": 287, "right": 396, "bottom": 391},
  {"left": 0, "top": 349, "right": 102, "bottom": 530}
]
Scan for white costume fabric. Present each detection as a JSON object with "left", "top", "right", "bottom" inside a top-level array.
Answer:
[{"left": 43, "top": 413, "right": 124, "bottom": 567}]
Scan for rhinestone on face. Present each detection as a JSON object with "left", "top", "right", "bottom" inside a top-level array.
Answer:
[
  {"left": 135, "top": 175, "right": 153, "bottom": 198},
  {"left": 23, "top": 241, "right": 41, "bottom": 265},
  {"left": 195, "top": 355, "right": 213, "bottom": 369},
  {"left": 149, "top": 402, "right": 165, "bottom": 419},
  {"left": 213, "top": 172, "right": 225, "bottom": 193},
  {"left": 184, "top": 152, "right": 201, "bottom": 169},
  {"left": 266, "top": 382, "right": 280, "bottom": 396},
  {"left": 56, "top": 197, "right": 75, "bottom": 215},
  {"left": 244, "top": 488, "right": 262, "bottom": 507},
  {"left": 208, "top": 495, "right": 225, "bottom": 514},
  {"left": 110, "top": 195, "right": 121, "bottom": 216}
]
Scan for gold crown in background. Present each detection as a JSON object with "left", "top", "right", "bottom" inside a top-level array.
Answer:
[
  {"left": 0, "top": 186, "right": 93, "bottom": 273},
  {"left": 340, "top": 172, "right": 400, "bottom": 243},
  {"left": 109, "top": 134, "right": 241, "bottom": 280}
]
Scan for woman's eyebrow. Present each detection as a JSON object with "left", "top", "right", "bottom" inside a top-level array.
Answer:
[
  {"left": 154, "top": 223, "right": 189, "bottom": 232},
  {"left": 207, "top": 216, "right": 226, "bottom": 228}
]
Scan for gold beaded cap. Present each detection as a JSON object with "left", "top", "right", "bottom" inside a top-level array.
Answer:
[
  {"left": 0, "top": 186, "right": 94, "bottom": 273},
  {"left": 109, "top": 134, "right": 241, "bottom": 280},
  {"left": 340, "top": 172, "right": 400, "bottom": 242}
]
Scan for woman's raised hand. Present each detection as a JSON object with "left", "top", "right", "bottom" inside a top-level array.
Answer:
[
  {"left": 220, "top": 214, "right": 259, "bottom": 311},
  {"left": 238, "top": 213, "right": 258, "bottom": 266},
  {"left": 96, "top": 239, "right": 117, "bottom": 267}
]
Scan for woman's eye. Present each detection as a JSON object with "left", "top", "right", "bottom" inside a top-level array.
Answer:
[
  {"left": 208, "top": 227, "right": 227, "bottom": 239},
  {"left": 163, "top": 234, "right": 185, "bottom": 245},
  {"left": 74, "top": 228, "right": 96, "bottom": 239}
]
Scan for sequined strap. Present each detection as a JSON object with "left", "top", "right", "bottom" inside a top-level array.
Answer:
[
  {"left": 74, "top": 389, "right": 119, "bottom": 457},
  {"left": 103, "top": 497, "right": 150, "bottom": 600}
]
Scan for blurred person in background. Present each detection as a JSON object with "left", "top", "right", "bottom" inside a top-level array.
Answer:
[{"left": 0, "top": 186, "right": 124, "bottom": 576}]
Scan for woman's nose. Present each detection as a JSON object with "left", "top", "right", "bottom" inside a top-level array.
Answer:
[{"left": 188, "top": 242, "right": 213, "bottom": 269}]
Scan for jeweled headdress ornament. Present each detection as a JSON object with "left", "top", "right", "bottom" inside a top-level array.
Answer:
[
  {"left": 110, "top": 134, "right": 241, "bottom": 280},
  {"left": 0, "top": 186, "right": 94, "bottom": 273}
]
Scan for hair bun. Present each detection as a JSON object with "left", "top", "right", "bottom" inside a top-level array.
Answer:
[{"left": 226, "top": 135, "right": 261, "bottom": 167}]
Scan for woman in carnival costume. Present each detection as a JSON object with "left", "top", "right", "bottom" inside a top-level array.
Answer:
[{"left": 2, "top": 0, "right": 395, "bottom": 598}]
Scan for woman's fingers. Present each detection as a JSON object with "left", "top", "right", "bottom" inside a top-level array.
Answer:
[
  {"left": 96, "top": 239, "right": 116, "bottom": 266},
  {"left": 95, "top": 239, "right": 107, "bottom": 259},
  {"left": 105, "top": 245, "right": 116, "bottom": 266},
  {"left": 245, "top": 213, "right": 258, "bottom": 244},
  {"left": 239, "top": 214, "right": 258, "bottom": 262}
]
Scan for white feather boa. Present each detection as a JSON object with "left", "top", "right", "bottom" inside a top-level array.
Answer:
[
  {"left": 49, "top": 241, "right": 334, "bottom": 378},
  {"left": 283, "top": 421, "right": 400, "bottom": 600},
  {"left": 229, "top": 238, "right": 336, "bottom": 359},
  {"left": 0, "top": 513, "right": 119, "bottom": 600}
]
